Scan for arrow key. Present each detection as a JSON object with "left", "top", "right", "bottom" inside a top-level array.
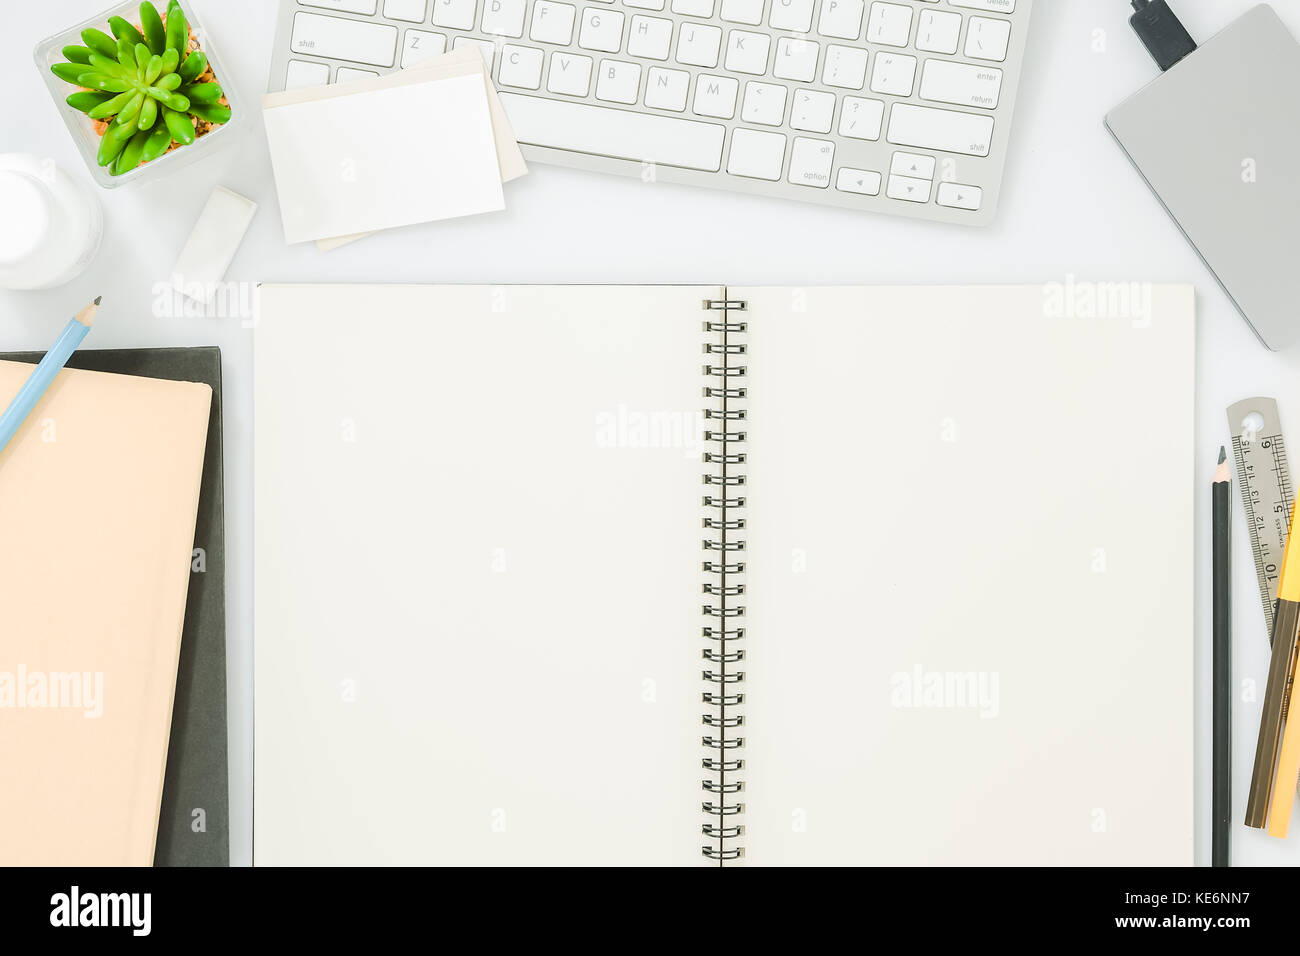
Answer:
[
  {"left": 887, "top": 174, "right": 932, "bottom": 203},
  {"left": 835, "top": 167, "right": 882, "bottom": 195},
  {"left": 889, "top": 151, "right": 936, "bottom": 180},
  {"left": 936, "top": 181, "right": 982, "bottom": 210}
]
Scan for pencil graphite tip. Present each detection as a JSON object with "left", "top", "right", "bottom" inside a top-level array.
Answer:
[
  {"left": 1218, "top": 445, "right": 1227, "bottom": 465},
  {"left": 94, "top": 295, "right": 102, "bottom": 305}
]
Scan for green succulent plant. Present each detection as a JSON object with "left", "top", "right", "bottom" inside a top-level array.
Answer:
[{"left": 51, "top": 1, "right": 231, "bottom": 176}]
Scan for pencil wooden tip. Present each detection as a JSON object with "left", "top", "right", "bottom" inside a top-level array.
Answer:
[
  {"left": 76, "top": 298, "right": 101, "bottom": 328},
  {"left": 1214, "top": 451, "right": 1231, "bottom": 483}
]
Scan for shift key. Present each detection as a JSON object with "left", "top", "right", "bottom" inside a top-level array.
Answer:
[
  {"left": 887, "top": 103, "right": 993, "bottom": 156},
  {"left": 291, "top": 11, "right": 398, "bottom": 67}
]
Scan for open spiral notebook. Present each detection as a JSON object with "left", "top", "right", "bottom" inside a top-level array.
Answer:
[{"left": 253, "top": 283, "right": 1195, "bottom": 866}]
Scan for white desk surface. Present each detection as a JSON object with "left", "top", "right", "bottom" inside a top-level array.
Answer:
[{"left": 3, "top": 0, "right": 1297, "bottom": 867}]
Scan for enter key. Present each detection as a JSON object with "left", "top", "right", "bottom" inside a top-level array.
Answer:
[{"left": 919, "top": 60, "right": 1003, "bottom": 109}]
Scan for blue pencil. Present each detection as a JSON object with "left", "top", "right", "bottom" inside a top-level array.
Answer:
[{"left": 0, "top": 297, "right": 101, "bottom": 456}]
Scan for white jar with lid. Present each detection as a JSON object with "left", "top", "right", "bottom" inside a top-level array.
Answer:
[{"left": 0, "top": 154, "right": 102, "bottom": 290}]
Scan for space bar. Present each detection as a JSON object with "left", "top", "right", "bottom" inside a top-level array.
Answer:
[{"left": 499, "top": 93, "right": 726, "bottom": 172}]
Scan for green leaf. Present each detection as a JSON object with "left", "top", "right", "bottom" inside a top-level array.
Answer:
[
  {"left": 163, "top": 107, "right": 196, "bottom": 144},
  {"left": 138, "top": 96, "right": 158, "bottom": 131},
  {"left": 153, "top": 90, "right": 189, "bottom": 112},
  {"left": 117, "top": 91, "right": 145, "bottom": 127},
  {"left": 160, "top": 48, "right": 180, "bottom": 75},
  {"left": 87, "top": 52, "right": 132, "bottom": 77},
  {"left": 116, "top": 36, "right": 136, "bottom": 66},
  {"left": 156, "top": 72, "right": 183, "bottom": 92},
  {"left": 146, "top": 54, "right": 163, "bottom": 84},
  {"left": 81, "top": 28, "right": 118, "bottom": 58},
  {"left": 141, "top": 124, "right": 173, "bottom": 162},
  {"left": 188, "top": 102, "right": 230, "bottom": 125},
  {"left": 67, "top": 90, "right": 115, "bottom": 113},
  {"left": 87, "top": 91, "right": 132, "bottom": 118},
  {"left": 112, "top": 129, "right": 152, "bottom": 175},
  {"left": 140, "top": 2, "right": 167, "bottom": 54},
  {"left": 165, "top": 0, "right": 189, "bottom": 55},
  {"left": 108, "top": 16, "right": 145, "bottom": 46},
  {"left": 135, "top": 43, "right": 151, "bottom": 73},
  {"left": 183, "top": 82, "right": 223, "bottom": 104},
  {"left": 96, "top": 120, "right": 134, "bottom": 166},
  {"left": 61, "top": 45, "right": 93, "bottom": 65},
  {"left": 88, "top": 74, "right": 132, "bottom": 93},
  {"left": 50, "top": 62, "right": 93, "bottom": 85},
  {"left": 177, "top": 51, "right": 207, "bottom": 82}
]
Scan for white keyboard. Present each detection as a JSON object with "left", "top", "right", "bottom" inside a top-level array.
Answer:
[{"left": 269, "top": 0, "right": 1032, "bottom": 224}]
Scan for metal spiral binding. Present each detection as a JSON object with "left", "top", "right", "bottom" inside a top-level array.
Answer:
[{"left": 701, "top": 296, "right": 746, "bottom": 864}]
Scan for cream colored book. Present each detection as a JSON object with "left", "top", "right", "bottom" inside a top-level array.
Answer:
[
  {"left": 0, "top": 362, "right": 212, "bottom": 866},
  {"left": 254, "top": 284, "right": 1195, "bottom": 866}
]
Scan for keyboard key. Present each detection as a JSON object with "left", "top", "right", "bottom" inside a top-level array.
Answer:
[
  {"left": 888, "top": 103, "right": 993, "bottom": 156},
  {"left": 645, "top": 66, "right": 690, "bottom": 110},
  {"left": 818, "top": 0, "right": 865, "bottom": 40},
  {"left": 671, "top": 0, "right": 715, "bottom": 15},
  {"left": 676, "top": 23, "right": 722, "bottom": 67},
  {"left": 727, "top": 128, "right": 786, "bottom": 180},
  {"left": 432, "top": 0, "right": 478, "bottom": 29},
  {"left": 384, "top": 0, "right": 427, "bottom": 21},
  {"left": 628, "top": 16, "right": 674, "bottom": 60},
  {"left": 291, "top": 12, "right": 398, "bottom": 67},
  {"left": 887, "top": 174, "right": 931, "bottom": 201},
  {"left": 936, "top": 182, "right": 983, "bottom": 209},
  {"left": 285, "top": 60, "right": 330, "bottom": 89},
  {"left": 693, "top": 74, "right": 739, "bottom": 118},
  {"left": 579, "top": 8, "right": 625, "bottom": 51},
  {"left": 890, "top": 151, "right": 935, "bottom": 178},
  {"left": 836, "top": 167, "right": 881, "bottom": 194},
  {"left": 401, "top": 29, "right": 447, "bottom": 67},
  {"left": 499, "top": 91, "right": 726, "bottom": 169},
  {"left": 788, "top": 136, "right": 833, "bottom": 187},
  {"left": 725, "top": 31, "right": 771, "bottom": 75},
  {"left": 790, "top": 89, "right": 835, "bottom": 133},
  {"left": 720, "top": 0, "right": 765, "bottom": 25},
  {"left": 949, "top": 0, "right": 1014, "bottom": 11},
  {"left": 773, "top": 37, "right": 818, "bottom": 82},
  {"left": 531, "top": 1, "right": 577, "bottom": 43},
  {"left": 547, "top": 50, "right": 593, "bottom": 94},
  {"left": 483, "top": 0, "right": 528, "bottom": 36},
  {"left": 870, "top": 52, "right": 915, "bottom": 95},
  {"left": 500, "top": 44, "right": 545, "bottom": 88},
  {"left": 866, "top": 2, "right": 913, "bottom": 46},
  {"left": 453, "top": 35, "right": 496, "bottom": 67},
  {"left": 920, "top": 60, "right": 1002, "bottom": 109},
  {"left": 822, "top": 44, "right": 868, "bottom": 89},
  {"left": 596, "top": 59, "right": 642, "bottom": 103},
  {"left": 336, "top": 66, "right": 380, "bottom": 82},
  {"left": 741, "top": 81, "right": 787, "bottom": 125},
  {"left": 625, "top": 0, "right": 666, "bottom": 8},
  {"left": 965, "top": 16, "right": 1011, "bottom": 61},
  {"left": 769, "top": 0, "right": 815, "bottom": 33},
  {"left": 838, "top": 95, "right": 883, "bottom": 139},
  {"left": 916, "top": 8, "right": 961, "bottom": 54},
  {"left": 300, "top": 0, "right": 379, "bottom": 14}
]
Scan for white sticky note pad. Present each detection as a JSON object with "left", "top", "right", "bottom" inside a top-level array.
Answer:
[
  {"left": 171, "top": 186, "right": 257, "bottom": 303},
  {"left": 262, "top": 71, "right": 505, "bottom": 245}
]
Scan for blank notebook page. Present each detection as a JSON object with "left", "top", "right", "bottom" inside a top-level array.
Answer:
[
  {"left": 738, "top": 285, "right": 1195, "bottom": 865},
  {"left": 0, "top": 362, "right": 211, "bottom": 866},
  {"left": 254, "top": 285, "right": 709, "bottom": 865}
]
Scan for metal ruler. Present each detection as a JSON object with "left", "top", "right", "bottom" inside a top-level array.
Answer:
[{"left": 1228, "top": 397, "right": 1294, "bottom": 638}]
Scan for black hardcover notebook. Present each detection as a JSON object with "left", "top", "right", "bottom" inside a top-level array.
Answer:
[{"left": 1, "top": 347, "right": 229, "bottom": 866}]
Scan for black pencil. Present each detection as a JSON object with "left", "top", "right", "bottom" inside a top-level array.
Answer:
[{"left": 1213, "top": 447, "right": 1231, "bottom": 866}]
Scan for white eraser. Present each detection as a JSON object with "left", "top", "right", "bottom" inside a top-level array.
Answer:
[{"left": 171, "top": 186, "right": 257, "bottom": 305}]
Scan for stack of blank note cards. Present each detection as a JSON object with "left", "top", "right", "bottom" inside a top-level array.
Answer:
[{"left": 263, "top": 48, "right": 526, "bottom": 245}]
